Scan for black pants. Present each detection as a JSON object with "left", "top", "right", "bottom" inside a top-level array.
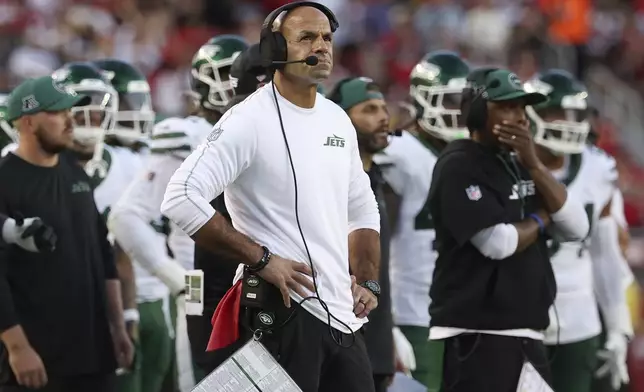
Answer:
[
  {"left": 442, "top": 334, "right": 552, "bottom": 392},
  {"left": 373, "top": 374, "right": 390, "bottom": 392},
  {"left": 186, "top": 307, "right": 242, "bottom": 381},
  {"left": 242, "top": 302, "right": 375, "bottom": 392},
  {"left": 0, "top": 373, "right": 114, "bottom": 392}
]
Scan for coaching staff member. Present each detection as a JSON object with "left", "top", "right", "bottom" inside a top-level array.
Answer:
[
  {"left": 161, "top": 2, "right": 381, "bottom": 391},
  {"left": 0, "top": 76, "right": 133, "bottom": 392},
  {"left": 427, "top": 67, "right": 590, "bottom": 392},
  {"left": 328, "top": 77, "right": 396, "bottom": 391}
]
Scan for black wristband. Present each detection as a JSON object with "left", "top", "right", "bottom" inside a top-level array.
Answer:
[{"left": 247, "top": 246, "right": 272, "bottom": 273}]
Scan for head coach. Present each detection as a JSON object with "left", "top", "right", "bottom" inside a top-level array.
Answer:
[
  {"left": 160, "top": 2, "right": 382, "bottom": 391},
  {"left": 425, "top": 67, "right": 590, "bottom": 391}
]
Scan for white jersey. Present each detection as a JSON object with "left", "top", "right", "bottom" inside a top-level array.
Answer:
[
  {"left": 91, "top": 145, "right": 171, "bottom": 302},
  {"left": 611, "top": 188, "right": 627, "bottom": 229},
  {"left": 374, "top": 131, "right": 439, "bottom": 328},
  {"left": 110, "top": 116, "right": 213, "bottom": 279},
  {"left": 151, "top": 116, "right": 213, "bottom": 270},
  {"left": 161, "top": 84, "right": 380, "bottom": 333},
  {"left": 545, "top": 145, "right": 617, "bottom": 344},
  {"left": 92, "top": 145, "right": 145, "bottom": 215}
]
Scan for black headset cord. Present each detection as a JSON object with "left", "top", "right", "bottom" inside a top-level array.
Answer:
[{"left": 263, "top": 81, "right": 356, "bottom": 348}]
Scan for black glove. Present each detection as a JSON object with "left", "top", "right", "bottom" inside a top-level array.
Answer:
[{"left": 3, "top": 215, "right": 57, "bottom": 252}]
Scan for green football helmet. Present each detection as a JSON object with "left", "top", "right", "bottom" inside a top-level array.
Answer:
[
  {"left": 409, "top": 50, "right": 471, "bottom": 141},
  {"left": 51, "top": 62, "right": 118, "bottom": 150},
  {"left": 93, "top": 59, "right": 155, "bottom": 143},
  {"left": 523, "top": 69, "right": 590, "bottom": 154},
  {"left": 191, "top": 34, "right": 249, "bottom": 111},
  {"left": 0, "top": 93, "right": 17, "bottom": 147}
]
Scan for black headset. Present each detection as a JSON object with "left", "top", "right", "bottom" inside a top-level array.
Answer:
[
  {"left": 461, "top": 66, "right": 500, "bottom": 131},
  {"left": 259, "top": 1, "right": 339, "bottom": 70}
]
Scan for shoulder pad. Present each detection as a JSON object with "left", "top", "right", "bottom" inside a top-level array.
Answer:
[
  {"left": 150, "top": 117, "right": 197, "bottom": 156},
  {"left": 585, "top": 145, "right": 618, "bottom": 185}
]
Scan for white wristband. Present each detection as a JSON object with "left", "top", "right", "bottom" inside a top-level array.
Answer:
[
  {"left": 2, "top": 217, "right": 17, "bottom": 244},
  {"left": 123, "top": 308, "right": 140, "bottom": 323}
]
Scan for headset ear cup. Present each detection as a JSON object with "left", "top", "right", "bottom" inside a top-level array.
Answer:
[
  {"left": 461, "top": 87, "right": 487, "bottom": 131},
  {"left": 461, "top": 87, "right": 475, "bottom": 130},
  {"left": 472, "top": 99, "right": 487, "bottom": 130},
  {"left": 259, "top": 32, "right": 274, "bottom": 69},
  {"left": 273, "top": 32, "right": 288, "bottom": 67}
]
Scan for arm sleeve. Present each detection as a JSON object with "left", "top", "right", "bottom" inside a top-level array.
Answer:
[
  {"left": 348, "top": 128, "right": 380, "bottom": 233},
  {"left": 470, "top": 223, "right": 519, "bottom": 260},
  {"left": 109, "top": 154, "right": 187, "bottom": 291},
  {"left": 591, "top": 216, "right": 633, "bottom": 335},
  {"left": 97, "top": 204, "right": 117, "bottom": 280},
  {"left": 611, "top": 188, "right": 628, "bottom": 228},
  {"left": 435, "top": 154, "right": 506, "bottom": 246},
  {"left": 547, "top": 195, "right": 590, "bottom": 242},
  {"left": 161, "top": 111, "right": 258, "bottom": 236}
]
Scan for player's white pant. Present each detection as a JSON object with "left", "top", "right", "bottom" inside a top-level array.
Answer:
[{"left": 175, "top": 296, "right": 195, "bottom": 392}]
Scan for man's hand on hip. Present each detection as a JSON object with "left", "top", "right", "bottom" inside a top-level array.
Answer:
[
  {"left": 257, "top": 255, "right": 315, "bottom": 308},
  {"left": 351, "top": 275, "right": 377, "bottom": 318}
]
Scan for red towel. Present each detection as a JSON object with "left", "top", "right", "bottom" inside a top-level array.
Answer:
[{"left": 206, "top": 280, "right": 242, "bottom": 352}]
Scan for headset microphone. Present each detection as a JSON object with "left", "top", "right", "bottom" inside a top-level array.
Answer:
[{"left": 271, "top": 56, "right": 319, "bottom": 66}]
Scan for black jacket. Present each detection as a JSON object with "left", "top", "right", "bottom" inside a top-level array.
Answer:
[
  {"left": 0, "top": 152, "right": 117, "bottom": 380},
  {"left": 428, "top": 140, "right": 556, "bottom": 331},
  {"left": 363, "top": 164, "right": 394, "bottom": 375}
]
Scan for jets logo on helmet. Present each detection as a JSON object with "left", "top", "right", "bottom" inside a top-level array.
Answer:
[
  {"left": 101, "top": 70, "right": 116, "bottom": 81},
  {"left": 524, "top": 69, "right": 590, "bottom": 155},
  {"left": 197, "top": 45, "right": 222, "bottom": 59},
  {"left": 409, "top": 50, "right": 471, "bottom": 141},
  {"left": 52, "top": 82, "right": 77, "bottom": 97},
  {"left": 190, "top": 34, "right": 250, "bottom": 112},
  {"left": 51, "top": 62, "right": 118, "bottom": 160},
  {"left": 92, "top": 59, "right": 155, "bottom": 145},
  {"left": 52, "top": 68, "right": 71, "bottom": 83},
  {"left": 523, "top": 79, "right": 553, "bottom": 96}
]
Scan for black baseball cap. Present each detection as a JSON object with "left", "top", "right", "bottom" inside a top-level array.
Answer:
[{"left": 231, "top": 44, "right": 269, "bottom": 95}]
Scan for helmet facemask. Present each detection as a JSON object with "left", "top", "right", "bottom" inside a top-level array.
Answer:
[
  {"left": 69, "top": 81, "right": 118, "bottom": 158},
  {"left": 0, "top": 120, "right": 16, "bottom": 143},
  {"left": 411, "top": 82, "right": 469, "bottom": 141},
  {"left": 191, "top": 53, "right": 240, "bottom": 110},
  {"left": 527, "top": 93, "right": 590, "bottom": 155},
  {"left": 109, "top": 80, "right": 155, "bottom": 144}
]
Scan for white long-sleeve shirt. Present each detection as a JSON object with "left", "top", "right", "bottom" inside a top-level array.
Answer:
[
  {"left": 161, "top": 83, "right": 381, "bottom": 333},
  {"left": 108, "top": 116, "right": 213, "bottom": 296}
]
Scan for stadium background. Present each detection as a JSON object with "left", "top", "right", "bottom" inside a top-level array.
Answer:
[{"left": 4, "top": 0, "right": 644, "bottom": 389}]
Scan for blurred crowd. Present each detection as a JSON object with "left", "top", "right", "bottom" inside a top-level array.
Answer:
[
  {"left": 8, "top": 0, "right": 644, "bottom": 389},
  {"left": 6, "top": 0, "right": 644, "bottom": 272}
]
